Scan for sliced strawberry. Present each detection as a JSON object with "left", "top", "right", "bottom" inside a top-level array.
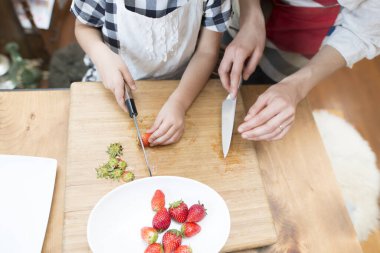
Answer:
[
  {"left": 169, "top": 200, "right": 188, "bottom": 223},
  {"left": 181, "top": 222, "right": 201, "bottom": 238},
  {"left": 186, "top": 202, "right": 207, "bottom": 222},
  {"left": 151, "top": 189, "right": 165, "bottom": 212},
  {"left": 162, "top": 229, "right": 182, "bottom": 253},
  {"left": 141, "top": 227, "right": 158, "bottom": 244},
  {"left": 141, "top": 132, "right": 152, "bottom": 147},
  {"left": 145, "top": 243, "right": 164, "bottom": 253},
  {"left": 152, "top": 208, "right": 171, "bottom": 233},
  {"left": 174, "top": 245, "right": 192, "bottom": 253}
]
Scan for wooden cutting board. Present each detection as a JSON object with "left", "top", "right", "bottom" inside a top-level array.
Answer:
[{"left": 63, "top": 80, "right": 276, "bottom": 252}]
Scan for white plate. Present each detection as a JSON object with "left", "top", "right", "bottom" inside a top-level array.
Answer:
[
  {"left": 0, "top": 155, "right": 57, "bottom": 253},
  {"left": 87, "top": 176, "right": 230, "bottom": 252}
]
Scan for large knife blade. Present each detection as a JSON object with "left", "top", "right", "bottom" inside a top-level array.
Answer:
[
  {"left": 124, "top": 85, "right": 152, "bottom": 176},
  {"left": 222, "top": 94, "right": 237, "bottom": 158},
  {"left": 221, "top": 77, "right": 242, "bottom": 158}
]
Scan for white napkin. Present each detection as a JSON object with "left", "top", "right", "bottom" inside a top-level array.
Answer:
[{"left": 0, "top": 155, "right": 57, "bottom": 253}]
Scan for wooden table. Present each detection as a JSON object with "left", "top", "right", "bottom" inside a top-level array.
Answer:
[{"left": 0, "top": 84, "right": 363, "bottom": 253}]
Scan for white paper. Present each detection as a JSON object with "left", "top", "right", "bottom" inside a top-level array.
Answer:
[{"left": 0, "top": 155, "right": 57, "bottom": 253}]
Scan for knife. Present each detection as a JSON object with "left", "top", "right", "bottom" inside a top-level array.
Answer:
[
  {"left": 222, "top": 76, "right": 242, "bottom": 158},
  {"left": 124, "top": 85, "right": 153, "bottom": 176}
]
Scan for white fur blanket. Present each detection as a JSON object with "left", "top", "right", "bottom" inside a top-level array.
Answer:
[{"left": 313, "top": 110, "right": 380, "bottom": 241}]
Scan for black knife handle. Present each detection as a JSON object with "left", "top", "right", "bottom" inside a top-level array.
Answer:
[
  {"left": 124, "top": 84, "right": 138, "bottom": 118},
  {"left": 125, "top": 98, "right": 138, "bottom": 118}
]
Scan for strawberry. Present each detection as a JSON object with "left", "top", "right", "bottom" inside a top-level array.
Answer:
[
  {"left": 140, "top": 132, "right": 152, "bottom": 147},
  {"left": 151, "top": 189, "right": 165, "bottom": 212},
  {"left": 152, "top": 208, "right": 171, "bottom": 232},
  {"left": 141, "top": 227, "right": 158, "bottom": 244},
  {"left": 174, "top": 245, "right": 192, "bottom": 253},
  {"left": 162, "top": 229, "right": 182, "bottom": 253},
  {"left": 145, "top": 243, "right": 164, "bottom": 253},
  {"left": 169, "top": 200, "right": 188, "bottom": 223},
  {"left": 186, "top": 202, "right": 207, "bottom": 222},
  {"left": 181, "top": 222, "right": 201, "bottom": 238}
]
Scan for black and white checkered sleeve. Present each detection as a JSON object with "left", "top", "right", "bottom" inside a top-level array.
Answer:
[
  {"left": 202, "top": 0, "right": 231, "bottom": 32},
  {"left": 71, "top": 0, "right": 106, "bottom": 27}
]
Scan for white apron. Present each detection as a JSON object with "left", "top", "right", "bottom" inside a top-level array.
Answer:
[{"left": 84, "top": 0, "right": 203, "bottom": 81}]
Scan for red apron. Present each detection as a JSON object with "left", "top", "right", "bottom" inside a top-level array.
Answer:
[{"left": 266, "top": 0, "right": 340, "bottom": 58}]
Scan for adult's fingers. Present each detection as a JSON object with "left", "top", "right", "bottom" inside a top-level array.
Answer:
[
  {"left": 218, "top": 54, "right": 233, "bottom": 92},
  {"left": 238, "top": 99, "right": 285, "bottom": 133},
  {"left": 120, "top": 66, "right": 136, "bottom": 90},
  {"left": 229, "top": 58, "right": 245, "bottom": 98},
  {"left": 242, "top": 110, "right": 294, "bottom": 138},
  {"left": 269, "top": 124, "right": 291, "bottom": 141},
  {"left": 114, "top": 84, "right": 127, "bottom": 112},
  {"left": 243, "top": 49, "right": 262, "bottom": 80},
  {"left": 151, "top": 126, "right": 177, "bottom": 146},
  {"left": 245, "top": 123, "right": 292, "bottom": 141},
  {"left": 244, "top": 95, "right": 268, "bottom": 121},
  {"left": 242, "top": 114, "right": 294, "bottom": 140}
]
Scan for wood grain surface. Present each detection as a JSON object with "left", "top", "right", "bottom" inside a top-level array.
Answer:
[
  {"left": 309, "top": 57, "right": 380, "bottom": 253},
  {"left": 0, "top": 90, "right": 70, "bottom": 253},
  {"left": 63, "top": 81, "right": 277, "bottom": 252},
  {"left": 236, "top": 86, "right": 362, "bottom": 253},
  {"left": 0, "top": 83, "right": 363, "bottom": 253}
]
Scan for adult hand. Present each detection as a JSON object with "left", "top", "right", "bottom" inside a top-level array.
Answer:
[
  {"left": 146, "top": 97, "right": 186, "bottom": 146},
  {"left": 95, "top": 50, "right": 136, "bottom": 112},
  {"left": 237, "top": 44, "right": 348, "bottom": 141},
  {"left": 218, "top": 3, "right": 265, "bottom": 98},
  {"left": 238, "top": 83, "right": 301, "bottom": 141}
]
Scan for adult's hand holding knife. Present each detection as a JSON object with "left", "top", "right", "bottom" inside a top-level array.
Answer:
[{"left": 124, "top": 84, "right": 153, "bottom": 177}]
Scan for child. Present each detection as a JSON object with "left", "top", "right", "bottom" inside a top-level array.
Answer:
[{"left": 71, "top": 0, "right": 231, "bottom": 146}]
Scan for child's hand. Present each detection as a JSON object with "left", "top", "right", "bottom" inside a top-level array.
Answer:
[
  {"left": 146, "top": 98, "right": 186, "bottom": 146},
  {"left": 94, "top": 49, "right": 136, "bottom": 112}
]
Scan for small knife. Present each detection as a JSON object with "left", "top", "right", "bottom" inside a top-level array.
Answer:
[
  {"left": 124, "top": 85, "right": 153, "bottom": 176},
  {"left": 221, "top": 76, "right": 242, "bottom": 158}
]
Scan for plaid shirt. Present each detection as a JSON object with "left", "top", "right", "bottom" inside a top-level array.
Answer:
[{"left": 71, "top": 0, "right": 231, "bottom": 52}]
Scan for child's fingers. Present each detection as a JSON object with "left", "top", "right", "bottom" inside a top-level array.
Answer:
[
  {"left": 114, "top": 84, "right": 128, "bottom": 112},
  {"left": 147, "top": 117, "right": 163, "bottom": 135},
  {"left": 161, "top": 130, "right": 183, "bottom": 145},
  {"left": 149, "top": 122, "right": 171, "bottom": 144},
  {"left": 120, "top": 66, "right": 136, "bottom": 90},
  {"left": 151, "top": 126, "right": 176, "bottom": 146}
]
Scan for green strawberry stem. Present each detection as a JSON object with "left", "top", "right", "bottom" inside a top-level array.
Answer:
[
  {"left": 167, "top": 229, "right": 182, "bottom": 237},
  {"left": 169, "top": 200, "right": 183, "bottom": 208},
  {"left": 198, "top": 201, "right": 207, "bottom": 214},
  {"left": 107, "top": 143, "right": 123, "bottom": 158}
]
